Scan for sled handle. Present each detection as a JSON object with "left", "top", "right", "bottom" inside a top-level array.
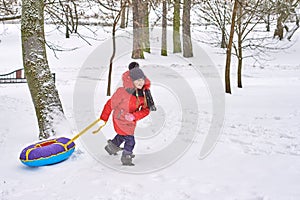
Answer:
[
  {"left": 65, "top": 119, "right": 102, "bottom": 147},
  {"left": 92, "top": 121, "right": 107, "bottom": 134}
]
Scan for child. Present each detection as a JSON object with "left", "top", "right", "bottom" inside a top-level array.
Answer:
[
  {"left": 99, "top": 66, "right": 150, "bottom": 166},
  {"left": 122, "top": 62, "right": 157, "bottom": 111}
]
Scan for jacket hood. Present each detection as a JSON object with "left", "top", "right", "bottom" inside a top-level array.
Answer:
[{"left": 122, "top": 70, "right": 151, "bottom": 90}]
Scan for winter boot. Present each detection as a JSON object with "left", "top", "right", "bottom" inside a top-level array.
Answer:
[
  {"left": 104, "top": 140, "right": 123, "bottom": 155},
  {"left": 121, "top": 150, "right": 135, "bottom": 166}
]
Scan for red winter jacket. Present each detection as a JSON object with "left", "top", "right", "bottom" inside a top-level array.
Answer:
[{"left": 100, "top": 71, "right": 150, "bottom": 135}]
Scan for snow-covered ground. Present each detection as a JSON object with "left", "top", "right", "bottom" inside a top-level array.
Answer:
[{"left": 1, "top": 24, "right": 300, "bottom": 200}]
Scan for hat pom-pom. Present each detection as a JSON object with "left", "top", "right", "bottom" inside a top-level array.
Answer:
[{"left": 128, "top": 62, "right": 140, "bottom": 70}]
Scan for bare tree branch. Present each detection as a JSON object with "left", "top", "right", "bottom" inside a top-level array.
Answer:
[{"left": 0, "top": 14, "right": 20, "bottom": 21}]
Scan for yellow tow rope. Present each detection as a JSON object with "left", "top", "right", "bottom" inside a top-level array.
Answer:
[{"left": 65, "top": 119, "right": 105, "bottom": 147}]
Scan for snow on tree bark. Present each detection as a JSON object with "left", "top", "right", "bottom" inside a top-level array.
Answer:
[{"left": 21, "top": 0, "right": 66, "bottom": 139}]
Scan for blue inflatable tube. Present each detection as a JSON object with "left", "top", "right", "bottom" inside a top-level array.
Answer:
[{"left": 19, "top": 137, "right": 75, "bottom": 167}]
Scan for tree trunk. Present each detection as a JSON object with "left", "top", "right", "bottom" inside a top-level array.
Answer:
[
  {"left": 237, "top": 1, "right": 243, "bottom": 88},
  {"left": 126, "top": 3, "right": 130, "bottom": 27},
  {"left": 65, "top": 5, "right": 70, "bottom": 38},
  {"left": 221, "top": 2, "right": 227, "bottom": 48},
  {"left": 161, "top": 0, "right": 167, "bottom": 56},
  {"left": 287, "top": 15, "right": 299, "bottom": 40},
  {"left": 264, "top": 0, "right": 271, "bottom": 32},
  {"left": 21, "top": 0, "right": 65, "bottom": 139},
  {"left": 173, "top": 0, "right": 181, "bottom": 53},
  {"left": 274, "top": 17, "right": 284, "bottom": 40},
  {"left": 107, "top": 7, "right": 123, "bottom": 96},
  {"left": 73, "top": 1, "right": 78, "bottom": 33},
  {"left": 143, "top": 1, "right": 151, "bottom": 53},
  {"left": 266, "top": 13, "right": 270, "bottom": 32},
  {"left": 132, "top": 0, "right": 144, "bottom": 59},
  {"left": 107, "top": 30, "right": 115, "bottom": 97},
  {"left": 225, "top": 0, "right": 238, "bottom": 94},
  {"left": 182, "top": 0, "right": 193, "bottom": 58},
  {"left": 120, "top": 0, "right": 127, "bottom": 29}
]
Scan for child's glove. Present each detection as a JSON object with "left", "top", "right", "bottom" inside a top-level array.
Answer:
[
  {"left": 125, "top": 113, "right": 135, "bottom": 121},
  {"left": 92, "top": 120, "right": 107, "bottom": 134}
]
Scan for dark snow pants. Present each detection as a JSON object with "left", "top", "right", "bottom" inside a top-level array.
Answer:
[{"left": 111, "top": 135, "right": 135, "bottom": 153}]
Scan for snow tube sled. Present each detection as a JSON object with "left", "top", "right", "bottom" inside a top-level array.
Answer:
[{"left": 19, "top": 137, "right": 75, "bottom": 167}]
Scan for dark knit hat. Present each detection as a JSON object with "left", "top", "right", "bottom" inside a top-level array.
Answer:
[
  {"left": 130, "top": 67, "right": 145, "bottom": 81},
  {"left": 128, "top": 62, "right": 140, "bottom": 70}
]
